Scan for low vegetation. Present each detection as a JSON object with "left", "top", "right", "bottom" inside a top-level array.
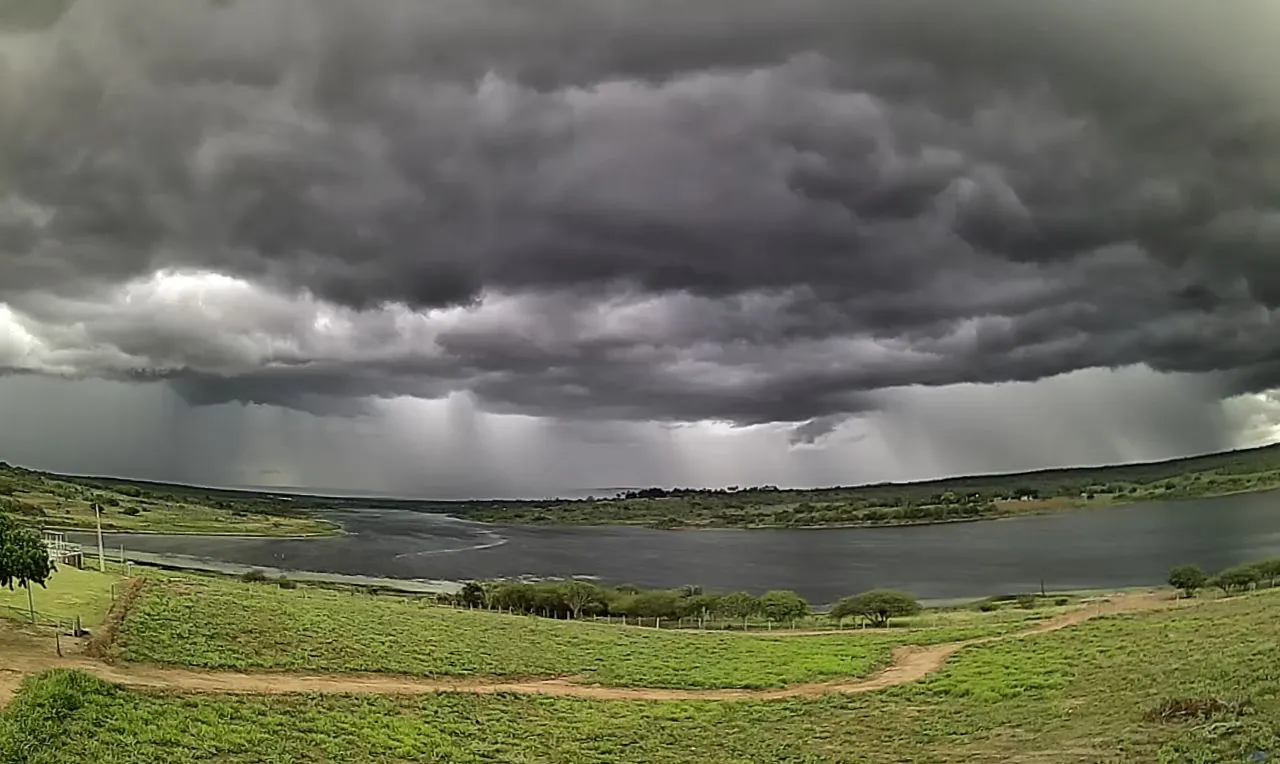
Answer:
[
  {"left": 442, "top": 441, "right": 1280, "bottom": 528},
  {"left": 113, "top": 574, "right": 1045, "bottom": 689},
  {"left": 1169, "top": 556, "right": 1280, "bottom": 597},
  {"left": 0, "top": 463, "right": 337, "bottom": 536},
  {"left": 6, "top": 589, "right": 1280, "bottom": 762},
  {"left": 436, "top": 579, "right": 851, "bottom": 627}
]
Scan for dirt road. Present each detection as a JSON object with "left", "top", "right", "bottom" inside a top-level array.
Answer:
[{"left": 0, "top": 592, "right": 1172, "bottom": 705}]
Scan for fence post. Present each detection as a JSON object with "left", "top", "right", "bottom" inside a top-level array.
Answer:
[
  {"left": 655, "top": 617, "right": 661, "bottom": 629},
  {"left": 26, "top": 583, "right": 35, "bottom": 625}
]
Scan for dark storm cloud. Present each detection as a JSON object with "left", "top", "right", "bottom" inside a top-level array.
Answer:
[{"left": 2, "top": 0, "right": 1280, "bottom": 433}]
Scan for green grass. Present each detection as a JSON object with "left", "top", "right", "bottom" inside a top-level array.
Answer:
[
  {"left": 115, "top": 574, "right": 1046, "bottom": 689},
  {"left": 0, "top": 464, "right": 338, "bottom": 537},
  {"left": 7, "top": 591, "right": 1280, "bottom": 763},
  {"left": 0, "top": 566, "right": 121, "bottom": 628}
]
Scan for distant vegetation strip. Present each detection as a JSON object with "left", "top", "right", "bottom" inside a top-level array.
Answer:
[
  {"left": 447, "top": 442, "right": 1280, "bottom": 528},
  {"left": 0, "top": 462, "right": 339, "bottom": 537},
  {"left": 6, "top": 440, "right": 1280, "bottom": 534},
  {"left": 114, "top": 573, "right": 1051, "bottom": 690}
]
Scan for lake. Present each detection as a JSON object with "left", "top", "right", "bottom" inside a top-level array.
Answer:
[{"left": 74, "top": 491, "right": 1280, "bottom": 605}]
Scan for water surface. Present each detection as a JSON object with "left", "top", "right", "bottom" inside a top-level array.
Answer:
[{"left": 76, "top": 491, "right": 1280, "bottom": 605}]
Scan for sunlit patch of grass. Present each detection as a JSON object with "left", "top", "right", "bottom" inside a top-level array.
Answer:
[{"left": 0, "top": 566, "right": 121, "bottom": 627}]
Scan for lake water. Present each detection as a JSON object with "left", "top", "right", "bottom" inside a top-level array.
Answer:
[{"left": 74, "top": 491, "right": 1280, "bottom": 606}]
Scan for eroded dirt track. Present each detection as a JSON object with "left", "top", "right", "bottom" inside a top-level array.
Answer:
[{"left": 0, "top": 592, "right": 1172, "bottom": 705}]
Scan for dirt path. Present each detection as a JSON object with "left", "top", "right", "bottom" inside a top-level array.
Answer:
[{"left": 0, "top": 592, "right": 1173, "bottom": 705}]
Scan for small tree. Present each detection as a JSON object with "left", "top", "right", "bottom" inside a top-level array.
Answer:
[
  {"left": 715, "top": 591, "right": 759, "bottom": 621},
  {"left": 458, "top": 581, "right": 487, "bottom": 608},
  {"left": 830, "top": 589, "right": 921, "bottom": 628},
  {"left": 1252, "top": 558, "right": 1280, "bottom": 589},
  {"left": 757, "top": 590, "right": 809, "bottom": 623},
  {"left": 560, "top": 581, "right": 602, "bottom": 619},
  {"left": 0, "top": 513, "right": 56, "bottom": 623},
  {"left": 1212, "top": 564, "right": 1262, "bottom": 594},
  {"left": 1167, "top": 564, "right": 1208, "bottom": 597}
]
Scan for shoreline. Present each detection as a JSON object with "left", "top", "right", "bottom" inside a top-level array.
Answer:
[
  {"left": 89, "top": 546, "right": 1162, "bottom": 608},
  {"left": 459, "top": 484, "right": 1280, "bottom": 532}
]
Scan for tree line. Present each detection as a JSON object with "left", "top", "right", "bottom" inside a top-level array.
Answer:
[
  {"left": 1167, "top": 557, "right": 1280, "bottom": 597},
  {"left": 433, "top": 580, "right": 922, "bottom": 627}
]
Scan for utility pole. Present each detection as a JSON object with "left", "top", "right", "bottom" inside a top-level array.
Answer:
[{"left": 94, "top": 503, "right": 106, "bottom": 573}]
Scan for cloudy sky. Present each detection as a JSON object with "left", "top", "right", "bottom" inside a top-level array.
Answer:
[{"left": 2, "top": 0, "right": 1280, "bottom": 498}]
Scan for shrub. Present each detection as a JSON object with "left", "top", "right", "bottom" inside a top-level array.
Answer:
[
  {"left": 1210, "top": 564, "right": 1261, "bottom": 594},
  {"left": 121, "top": 507, "right": 141, "bottom": 516},
  {"left": 1143, "top": 697, "right": 1253, "bottom": 723},
  {"left": 240, "top": 569, "right": 269, "bottom": 584},
  {"left": 276, "top": 577, "right": 298, "bottom": 590},
  {"left": 978, "top": 601, "right": 1000, "bottom": 612},
  {"left": 1015, "top": 594, "right": 1037, "bottom": 609},
  {"left": 1168, "top": 564, "right": 1208, "bottom": 597}
]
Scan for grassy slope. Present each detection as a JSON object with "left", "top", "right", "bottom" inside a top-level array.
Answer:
[
  {"left": 6, "top": 591, "right": 1279, "bottom": 763},
  {"left": 0, "top": 465, "right": 337, "bottom": 537},
  {"left": 0, "top": 566, "right": 121, "bottom": 628},
  {"left": 115, "top": 575, "right": 1049, "bottom": 689}
]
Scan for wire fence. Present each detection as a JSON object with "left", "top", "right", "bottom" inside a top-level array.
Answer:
[
  {"left": 0, "top": 603, "right": 86, "bottom": 634},
  {"left": 0, "top": 581, "right": 118, "bottom": 634},
  {"left": 430, "top": 602, "right": 906, "bottom": 632}
]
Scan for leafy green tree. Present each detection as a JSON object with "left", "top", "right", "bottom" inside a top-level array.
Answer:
[
  {"left": 458, "top": 581, "right": 487, "bottom": 608},
  {"left": 1209, "top": 564, "right": 1261, "bottom": 595},
  {"left": 559, "top": 581, "right": 603, "bottom": 619},
  {"left": 0, "top": 512, "right": 55, "bottom": 593},
  {"left": 1167, "top": 564, "right": 1208, "bottom": 597},
  {"left": 1252, "top": 558, "right": 1280, "bottom": 588},
  {"left": 830, "top": 589, "right": 921, "bottom": 627},
  {"left": 677, "top": 593, "right": 721, "bottom": 621},
  {"left": 757, "top": 590, "right": 809, "bottom": 623},
  {"left": 714, "top": 591, "right": 759, "bottom": 620}
]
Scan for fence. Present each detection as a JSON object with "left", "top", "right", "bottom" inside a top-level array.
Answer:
[
  {"left": 0, "top": 603, "right": 87, "bottom": 635},
  {"left": 430, "top": 601, "right": 897, "bottom": 632},
  {"left": 0, "top": 580, "right": 119, "bottom": 634}
]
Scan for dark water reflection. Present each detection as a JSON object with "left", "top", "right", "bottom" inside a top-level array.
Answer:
[{"left": 76, "top": 491, "right": 1280, "bottom": 605}]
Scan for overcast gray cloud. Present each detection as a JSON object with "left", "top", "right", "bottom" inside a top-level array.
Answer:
[{"left": 2, "top": 0, "right": 1280, "bottom": 458}]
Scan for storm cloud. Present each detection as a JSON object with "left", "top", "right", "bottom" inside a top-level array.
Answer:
[{"left": 3, "top": 0, "right": 1280, "bottom": 443}]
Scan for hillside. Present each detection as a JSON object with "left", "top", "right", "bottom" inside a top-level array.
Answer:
[
  {"left": 0, "top": 462, "right": 338, "bottom": 537},
  {"left": 6, "top": 440, "right": 1280, "bottom": 532},
  {"left": 453, "top": 441, "right": 1280, "bottom": 528}
]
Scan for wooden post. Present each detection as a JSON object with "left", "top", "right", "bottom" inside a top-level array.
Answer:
[{"left": 26, "top": 583, "right": 35, "bottom": 625}]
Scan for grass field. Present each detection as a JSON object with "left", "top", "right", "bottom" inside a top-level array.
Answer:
[
  {"left": 0, "top": 566, "right": 121, "bottom": 628},
  {"left": 114, "top": 574, "right": 1050, "bottom": 690},
  {"left": 5, "top": 590, "right": 1278, "bottom": 763},
  {"left": 0, "top": 464, "right": 337, "bottom": 537}
]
